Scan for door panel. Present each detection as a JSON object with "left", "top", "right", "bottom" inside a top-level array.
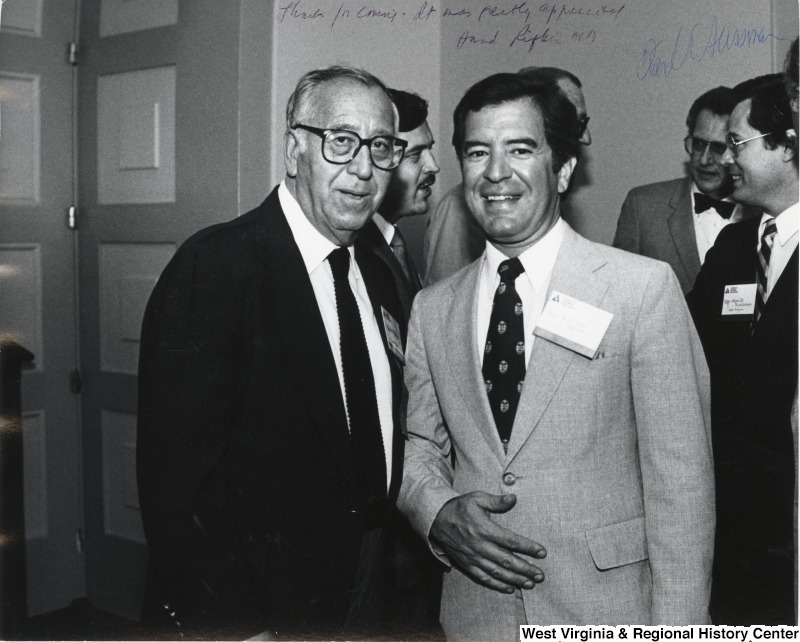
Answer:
[{"left": 0, "top": 0, "right": 85, "bottom": 617}]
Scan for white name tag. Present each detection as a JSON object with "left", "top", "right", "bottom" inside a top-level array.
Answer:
[
  {"left": 720, "top": 283, "right": 756, "bottom": 318},
  {"left": 381, "top": 307, "right": 405, "bottom": 364},
  {"left": 534, "top": 291, "right": 613, "bottom": 359}
]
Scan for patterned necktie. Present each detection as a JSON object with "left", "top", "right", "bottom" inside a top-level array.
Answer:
[
  {"left": 694, "top": 192, "right": 736, "bottom": 219},
  {"left": 482, "top": 258, "right": 526, "bottom": 454},
  {"left": 389, "top": 227, "right": 421, "bottom": 290},
  {"left": 753, "top": 217, "right": 777, "bottom": 332},
  {"left": 328, "top": 247, "right": 387, "bottom": 503}
]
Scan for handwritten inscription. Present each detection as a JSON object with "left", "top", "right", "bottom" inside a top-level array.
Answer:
[
  {"left": 279, "top": 0, "right": 624, "bottom": 50},
  {"left": 638, "top": 15, "right": 783, "bottom": 80}
]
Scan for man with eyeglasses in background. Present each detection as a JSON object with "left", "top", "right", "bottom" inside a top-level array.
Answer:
[
  {"left": 137, "top": 65, "right": 410, "bottom": 640},
  {"left": 687, "top": 73, "right": 798, "bottom": 625},
  {"left": 423, "top": 67, "right": 592, "bottom": 286},
  {"left": 614, "top": 87, "right": 759, "bottom": 296}
]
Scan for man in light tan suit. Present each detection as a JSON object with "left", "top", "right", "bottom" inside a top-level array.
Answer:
[{"left": 398, "top": 73, "right": 715, "bottom": 639}]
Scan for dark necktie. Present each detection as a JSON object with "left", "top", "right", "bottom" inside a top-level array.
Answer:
[
  {"left": 328, "top": 248, "right": 387, "bottom": 505},
  {"left": 482, "top": 258, "right": 526, "bottom": 454},
  {"left": 753, "top": 217, "right": 777, "bottom": 332},
  {"left": 389, "top": 227, "right": 421, "bottom": 291},
  {"left": 694, "top": 192, "right": 736, "bottom": 219}
]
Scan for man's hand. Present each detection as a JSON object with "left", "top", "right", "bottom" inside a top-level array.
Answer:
[{"left": 430, "top": 492, "right": 546, "bottom": 593}]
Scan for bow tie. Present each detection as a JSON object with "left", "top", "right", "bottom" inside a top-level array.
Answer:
[{"left": 694, "top": 193, "right": 736, "bottom": 219}]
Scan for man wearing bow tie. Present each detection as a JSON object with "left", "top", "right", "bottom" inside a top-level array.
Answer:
[{"left": 613, "top": 87, "right": 759, "bottom": 295}]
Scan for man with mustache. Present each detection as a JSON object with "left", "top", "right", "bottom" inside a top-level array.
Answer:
[
  {"left": 399, "top": 73, "right": 714, "bottom": 638},
  {"left": 137, "top": 65, "right": 408, "bottom": 640},
  {"left": 357, "top": 88, "right": 443, "bottom": 638},
  {"left": 361, "top": 89, "right": 440, "bottom": 319},
  {"left": 687, "top": 73, "right": 798, "bottom": 625},
  {"left": 423, "top": 67, "right": 592, "bottom": 286},
  {"left": 614, "top": 87, "right": 759, "bottom": 296}
]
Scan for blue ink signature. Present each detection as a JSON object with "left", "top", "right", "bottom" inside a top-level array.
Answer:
[{"left": 637, "top": 15, "right": 784, "bottom": 81}]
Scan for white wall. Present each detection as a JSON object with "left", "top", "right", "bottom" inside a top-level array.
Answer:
[{"left": 265, "top": 0, "right": 798, "bottom": 266}]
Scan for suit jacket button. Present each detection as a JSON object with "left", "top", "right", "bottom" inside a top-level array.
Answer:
[{"left": 502, "top": 472, "right": 516, "bottom": 486}]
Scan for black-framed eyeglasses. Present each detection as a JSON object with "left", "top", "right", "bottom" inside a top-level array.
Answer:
[
  {"left": 722, "top": 131, "right": 773, "bottom": 159},
  {"left": 684, "top": 135, "right": 727, "bottom": 158},
  {"left": 577, "top": 116, "right": 590, "bottom": 139},
  {"left": 292, "top": 124, "right": 408, "bottom": 170}
]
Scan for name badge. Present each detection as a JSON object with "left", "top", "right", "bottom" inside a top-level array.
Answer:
[
  {"left": 534, "top": 291, "right": 613, "bottom": 359},
  {"left": 381, "top": 307, "right": 405, "bottom": 364},
  {"left": 720, "top": 283, "right": 756, "bottom": 319}
]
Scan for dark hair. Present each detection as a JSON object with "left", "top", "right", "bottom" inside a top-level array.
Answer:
[
  {"left": 732, "top": 74, "right": 794, "bottom": 150},
  {"left": 286, "top": 65, "right": 391, "bottom": 126},
  {"left": 387, "top": 88, "right": 429, "bottom": 133},
  {"left": 785, "top": 38, "right": 798, "bottom": 107},
  {"left": 685, "top": 86, "right": 736, "bottom": 134},
  {"left": 517, "top": 66, "right": 582, "bottom": 88},
  {"left": 451, "top": 73, "right": 580, "bottom": 173}
]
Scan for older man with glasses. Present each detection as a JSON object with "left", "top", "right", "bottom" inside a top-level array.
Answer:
[
  {"left": 613, "top": 86, "right": 760, "bottom": 295},
  {"left": 137, "top": 65, "right": 409, "bottom": 640}
]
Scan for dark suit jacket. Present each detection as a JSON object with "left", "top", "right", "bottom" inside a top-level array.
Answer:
[
  {"left": 359, "top": 219, "right": 421, "bottom": 321},
  {"left": 614, "top": 177, "right": 758, "bottom": 295},
  {"left": 136, "top": 187, "right": 406, "bottom": 639},
  {"left": 687, "top": 217, "right": 798, "bottom": 622}
]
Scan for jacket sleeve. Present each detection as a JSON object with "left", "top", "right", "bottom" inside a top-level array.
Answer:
[
  {"left": 136, "top": 239, "right": 271, "bottom": 638},
  {"left": 631, "top": 263, "right": 715, "bottom": 624},
  {"left": 397, "top": 292, "right": 460, "bottom": 564},
  {"left": 613, "top": 190, "right": 641, "bottom": 254}
]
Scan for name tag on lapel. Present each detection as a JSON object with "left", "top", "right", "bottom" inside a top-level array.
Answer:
[
  {"left": 534, "top": 291, "right": 613, "bottom": 359},
  {"left": 381, "top": 307, "right": 405, "bottom": 364},
  {"left": 720, "top": 283, "right": 756, "bottom": 320}
]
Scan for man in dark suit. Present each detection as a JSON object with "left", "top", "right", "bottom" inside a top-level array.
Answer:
[
  {"left": 614, "top": 87, "right": 758, "bottom": 295},
  {"left": 360, "top": 89, "right": 439, "bottom": 319},
  {"left": 687, "top": 74, "right": 798, "bottom": 625},
  {"left": 136, "top": 65, "right": 409, "bottom": 640},
  {"left": 358, "top": 89, "right": 443, "bottom": 639}
]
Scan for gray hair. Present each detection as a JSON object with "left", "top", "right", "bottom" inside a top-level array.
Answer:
[{"left": 286, "top": 64, "right": 392, "bottom": 126}]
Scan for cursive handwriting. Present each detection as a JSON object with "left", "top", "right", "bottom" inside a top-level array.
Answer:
[
  {"left": 539, "top": 3, "right": 625, "bottom": 25},
  {"left": 509, "top": 24, "right": 560, "bottom": 51},
  {"left": 278, "top": 0, "right": 324, "bottom": 22},
  {"left": 637, "top": 15, "right": 784, "bottom": 80},
  {"left": 478, "top": 3, "right": 531, "bottom": 24},
  {"left": 457, "top": 29, "right": 499, "bottom": 48}
]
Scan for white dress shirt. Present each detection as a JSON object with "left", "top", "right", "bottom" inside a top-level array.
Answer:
[
  {"left": 759, "top": 203, "right": 800, "bottom": 298},
  {"left": 690, "top": 183, "right": 743, "bottom": 264},
  {"left": 278, "top": 182, "right": 393, "bottom": 490},
  {"left": 477, "top": 218, "right": 565, "bottom": 366},
  {"left": 372, "top": 212, "right": 395, "bottom": 245}
]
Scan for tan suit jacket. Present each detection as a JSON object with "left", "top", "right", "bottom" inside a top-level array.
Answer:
[{"left": 399, "top": 224, "right": 715, "bottom": 638}]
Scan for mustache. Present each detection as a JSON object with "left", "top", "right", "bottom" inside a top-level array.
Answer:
[{"left": 419, "top": 174, "right": 437, "bottom": 189}]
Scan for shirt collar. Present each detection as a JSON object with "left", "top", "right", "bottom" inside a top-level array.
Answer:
[
  {"left": 278, "top": 180, "right": 344, "bottom": 274},
  {"left": 372, "top": 213, "right": 395, "bottom": 245},
  {"left": 482, "top": 218, "right": 565, "bottom": 300},
  {"left": 763, "top": 202, "right": 800, "bottom": 247}
]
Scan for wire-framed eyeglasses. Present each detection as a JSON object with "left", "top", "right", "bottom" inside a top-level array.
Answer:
[
  {"left": 720, "top": 132, "right": 773, "bottom": 159},
  {"left": 684, "top": 135, "right": 727, "bottom": 158},
  {"left": 292, "top": 124, "right": 408, "bottom": 170}
]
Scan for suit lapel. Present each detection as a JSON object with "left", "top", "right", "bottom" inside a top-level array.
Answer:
[
  {"left": 250, "top": 192, "right": 359, "bottom": 495},
  {"left": 440, "top": 260, "right": 507, "bottom": 464},
  {"left": 359, "top": 220, "right": 418, "bottom": 319},
  {"left": 506, "top": 226, "right": 610, "bottom": 462},
  {"left": 354, "top": 243, "right": 407, "bottom": 500},
  {"left": 667, "top": 178, "right": 701, "bottom": 287}
]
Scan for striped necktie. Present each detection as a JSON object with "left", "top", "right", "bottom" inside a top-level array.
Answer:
[{"left": 753, "top": 217, "right": 777, "bottom": 332}]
